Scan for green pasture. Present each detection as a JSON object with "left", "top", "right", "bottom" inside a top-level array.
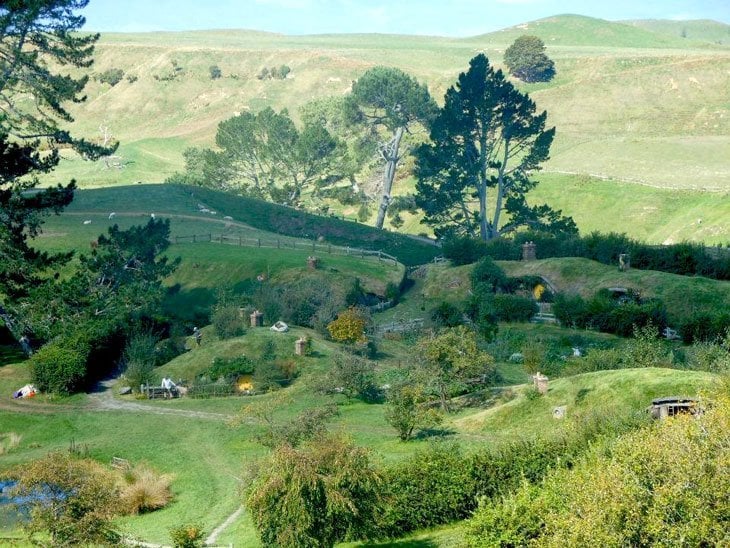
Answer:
[{"left": 532, "top": 173, "right": 730, "bottom": 245}]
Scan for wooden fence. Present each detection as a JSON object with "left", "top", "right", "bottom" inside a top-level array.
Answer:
[{"left": 171, "top": 233, "right": 400, "bottom": 266}]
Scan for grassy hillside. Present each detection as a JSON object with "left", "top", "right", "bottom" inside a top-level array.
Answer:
[
  {"left": 36, "top": 184, "right": 439, "bottom": 266},
  {"left": 33, "top": 15, "right": 730, "bottom": 245},
  {"left": 501, "top": 257, "right": 730, "bottom": 322},
  {"left": 622, "top": 19, "right": 730, "bottom": 45}
]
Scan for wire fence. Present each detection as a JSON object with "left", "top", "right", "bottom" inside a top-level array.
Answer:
[{"left": 171, "top": 233, "right": 401, "bottom": 266}]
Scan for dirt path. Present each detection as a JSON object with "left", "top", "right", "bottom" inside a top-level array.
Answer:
[{"left": 86, "top": 378, "right": 234, "bottom": 421}]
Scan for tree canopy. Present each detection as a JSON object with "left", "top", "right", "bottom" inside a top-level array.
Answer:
[
  {"left": 246, "top": 435, "right": 382, "bottom": 547},
  {"left": 347, "top": 66, "right": 436, "bottom": 229},
  {"left": 175, "top": 107, "right": 345, "bottom": 206},
  {"left": 504, "top": 35, "right": 556, "bottom": 83},
  {"left": 0, "top": 0, "right": 114, "bottom": 349},
  {"left": 414, "top": 54, "right": 575, "bottom": 241}
]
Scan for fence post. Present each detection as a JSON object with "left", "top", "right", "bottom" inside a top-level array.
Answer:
[
  {"left": 257, "top": 238, "right": 261, "bottom": 248},
  {"left": 328, "top": 244, "right": 331, "bottom": 254},
  {"left": 346, "top": 247, "right": 350, "bottom": 255},
  {"left": 239, "top": 236, "right": 242, "bottom": 246},
  {"left": 378, "top": 251, "right": 382, "bottom": 262},
  {"left": 277, "top": 239, "right": 280, "bottom": 249},
  {"left": 312, "top": 241, "right": 315, "bottom": 252}
]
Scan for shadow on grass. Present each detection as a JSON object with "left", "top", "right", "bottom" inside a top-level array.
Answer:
[
  {"left": 575, "top": 387, "right": 592, "bottom": 404},
  {"left": 0, "top": 345, "right": 25, "bottom": 368},
  {"left": 414, "top": 427, "right": 457, "bottom": 440}
]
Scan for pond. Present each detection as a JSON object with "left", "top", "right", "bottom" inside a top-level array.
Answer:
[{"left": 0, "top": 479, "right": 66, "bottom": 528}]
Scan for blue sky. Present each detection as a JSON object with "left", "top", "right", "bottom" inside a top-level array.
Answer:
[{"left": 84, "top": 0, "right": 730, "bottom": 36}]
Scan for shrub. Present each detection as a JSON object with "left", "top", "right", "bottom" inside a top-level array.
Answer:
[
  {"left": 685, "top": 338, "right": 730, "bottom": 373},
  {"left": 622, "top": 323, "right": 674, "bottom": 368},
  {"left": 563, "top": 347, "right": 624, "bottom": 375},
  {"left": 98, "top": 67, "right": 124, "bottom": 86},
  {"left": 170, "top": 523, "right": 205, "bottom": 548},
  {"left": 247, "top": 436, "right": 382, "bottom": 547},
  {"left": 208, "top": 65, "right": 222, "bottom": 79},
  {"left": 489, "top": 294, "right": 537, "bottom": 322},
  {"left": 430, "top": 301, "right": 463, "bottom": 328},
  {"left": 126, "top": 74, "right": 138, "bottom": 83},
  {"left": 30, "top": 336, "right": 90, "bottom": 394},
  {"left": 10, "top": 452, "right": 121, "bottom": 546},
  {"left": 212, "top": 306, "right": 245, "bottom": 339},
  {"left": 379, "top": 442, "right": 476, "bottom": 535},
  {"left": 253, "top": 359, "right": 298, "bottom": 392},
  {"left": 468, "top": 396, "right": 730, "bottom": 546},
  {"left": 328, "top": 352, "right": 381, "bottom": 402},
  {"left": 120, "top": 463, "right": 174, "bottom": 514},
  {"left": 442, "top": 236, "right": 489, "bottom": 265},
  {"left": 208, "top": 355, "right": 255, "bottom": 381},
  {"left": 123, "top": 331, "right": 158, "bottom": 390},
  {"left": 552, "top": 293, "right": 587, "bottom": 328},
  {"left": 470, "top": 257, "right": 509, "bottom": 293}
]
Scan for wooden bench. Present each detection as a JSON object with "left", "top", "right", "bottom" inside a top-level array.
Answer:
[{"left": 140, "top": 384, "right": 179, "bottom": 399}]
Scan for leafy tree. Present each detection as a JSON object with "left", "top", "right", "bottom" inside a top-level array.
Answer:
[
  {"left": 246, "top": 435, "right": 382, "bottom": 547},
  {"left": 175, "top": 108, "right": 344, "bottom": 205},
  {"left": 327, "top": 352, "right": 380, "bottom": 402},
  {"left": 504, "top": 35, "right": 556, "bottom": 83},
  {"left": 0, "top": 0, "right": 113, "bottom": 350},
  {"left": 8, "top": 452, "right": 121, "bottom": 546},
  {"left": 414, "top": 54, "right": 575, "bottom": 241},
  {"left": 384, "top": 383, "right": 442, "bottom": 441},
  {"left": 348, "top": 66, "right": 437, "bottom": 228},
  {"left": 327, "top": 306, "right": 369, "bottom": 345},
  {"left": 420, "top": 325, "right": 496, "bottom": 411}
]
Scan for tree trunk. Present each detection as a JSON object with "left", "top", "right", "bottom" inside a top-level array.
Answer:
[
  {"left": 375, "top": 126, "right": 405, "bottom": 229},
  {"left": 0, "top": 304, "right": 32, "bottom": 355}
]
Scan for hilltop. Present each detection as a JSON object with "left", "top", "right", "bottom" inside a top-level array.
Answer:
[{"left": 38, "top": 14, "right": 730, "bottom": 244}]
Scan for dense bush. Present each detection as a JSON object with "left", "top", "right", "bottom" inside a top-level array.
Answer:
[
  {"left": 489, "top": 294, "right": 538, "bottom": 322},
  {"left": 430, "top": 301, "right": 463, "bottom": 328},
  {"left": 442, "top": 236, "right": 490, "bottom": 265},
  {"left": 98, "top": 67, "right": 124, "bottom": 86},
  {"left": 471, "top": 257, "right": 509, "bottom": 293},
  {"left": 327, "top": 352, "right": 381, "bottom": 402},
  {"left": 212, "top": 306, "right": 245, "bottom": 339},
  {"left": 466, "top": 395, "right": 730, "bottom": 546},
  {"left": 379, "top": 443, "right": 476, "bottom": 536},
  {"left": 208, "top": 355, "right": 255, "bottom": 381},
  {"left": 123, "top": 332, "right": 158, "bottom": 390},
  {"left": 552, "top": 291, "right": 668, "bottom": 337},
  {"left": 679, "top": 311, "right": 730, "bottom": 343},
  {"left": 30, "top": 335, "right": 90, "bottom": 394}
]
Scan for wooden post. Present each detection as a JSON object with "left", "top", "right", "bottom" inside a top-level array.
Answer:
[{"left": 257, "top": 238, "right": 261, "bottom": 248}]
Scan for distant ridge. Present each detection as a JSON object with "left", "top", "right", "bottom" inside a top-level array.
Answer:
[
  {"left": 620, "top": 19, "right": 730, "bottom": 45},
  {"left": 468, "top": 14, "right": 708, "bottom": 48}
]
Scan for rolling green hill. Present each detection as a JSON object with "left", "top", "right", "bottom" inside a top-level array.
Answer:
[
  {"left": 622, "top": 19, "right": 730, "bottom": 45},
  {"left": 34, "top": 15, "right": 730, "bottom": 245}
]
